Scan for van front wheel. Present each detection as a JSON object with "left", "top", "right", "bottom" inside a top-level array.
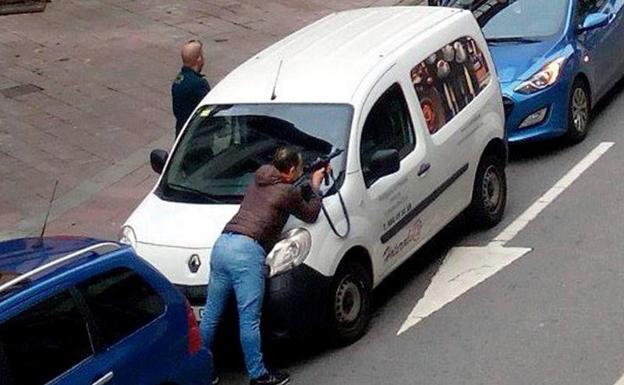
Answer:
[
  {"left": 468, "top": 155, "right": 506, "bottom": 229},
  {"left": 328, "top": 261, "right": 371, "bottom": 346}
]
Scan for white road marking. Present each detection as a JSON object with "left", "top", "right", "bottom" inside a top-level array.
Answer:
[
  {"left": 491, "top": 141, "right": 614, "bottom": 245},
  {"left": 398, "top": 142, "right": 614, "bottom": 335},
  {"left": 613, "top": 374, "right": 624, "bottom": 385},
  {"left": 397, "top": 245, "right": 531, "bottom": 334}
]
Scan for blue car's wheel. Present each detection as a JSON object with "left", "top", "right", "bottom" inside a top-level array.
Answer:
[{"left": 566, "top": 78, "right": 591, "bottom": 143}]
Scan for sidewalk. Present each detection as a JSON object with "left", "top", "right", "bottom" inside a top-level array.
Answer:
[{"left": 0, "top": 0, "right": 421, "bottom": 241}]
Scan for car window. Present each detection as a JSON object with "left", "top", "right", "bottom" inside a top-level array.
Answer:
[
  {"left": 360, "top": 83, "right": 415, "bottom": 187},
  {"left": 77, "top": 268, "right": 165, "bottom": 348},
  {"left": 578, "top": 0, "right": 610, "bottom": 21},
  {"left": 481, "top": 0, "right": 568, "bottom": 39},
  {"left": 411, "top": 36, "right": 491, "bottom": 135},
  {"left": 0, "top": 291, "right": 93, "bottom": 385}
]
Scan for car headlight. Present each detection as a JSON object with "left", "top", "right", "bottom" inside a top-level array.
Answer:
[
  {"left": 119, "top": 226, "right": 137, "bottom": 248},
  {"left": 265, "top": 228, "right": 312, "bottom": 278},
  {"left": 515, "top": 57, "right": 566, "bottom": 94}
]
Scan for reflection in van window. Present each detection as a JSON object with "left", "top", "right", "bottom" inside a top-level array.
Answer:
[
  {"left": 411, "top": 36, "right": 490, "bottom": 135},
  {"left": 160, "top": 104, "right": 353, "bottom": 203}
]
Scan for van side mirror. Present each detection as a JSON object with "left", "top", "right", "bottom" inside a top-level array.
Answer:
[
  {"left": 369, "top": 149, "right": 400, "bottom": 180},
  {"left": 150, "top": 149, "right": 168, "bottom": 174},
  {"left": 578, "top": 12, "right": 610, "bottom": 33}
]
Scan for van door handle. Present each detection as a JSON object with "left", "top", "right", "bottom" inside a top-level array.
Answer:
[
  {"left": 92, "top": 372, "right": 114, "bottom": 385},
  {"left": 417, "top": 163, "right": 431, "bottom": 177}
]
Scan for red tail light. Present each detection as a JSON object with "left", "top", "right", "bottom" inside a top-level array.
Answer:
[{"left": 186, "top": 302, "right": 203, "bottom": 355}]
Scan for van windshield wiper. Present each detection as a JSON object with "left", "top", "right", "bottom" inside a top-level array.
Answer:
[
  {"left": 167, "top": 183, "right": 223, "bottom": 203},
  {"left": 486, "top": 36, "right": 541, "bottom": 44}
]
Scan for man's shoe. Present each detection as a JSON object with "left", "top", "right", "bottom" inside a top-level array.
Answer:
[{"left": 250, "top": 371, "right": 290, "bottom": 385}]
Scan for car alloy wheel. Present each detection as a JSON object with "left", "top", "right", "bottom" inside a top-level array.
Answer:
[
  {"left": 566, "top": 79, "right": 591, "bottom": 143},
  {"left": 572, "top": 87, "right": 589, "bottom": 135}
]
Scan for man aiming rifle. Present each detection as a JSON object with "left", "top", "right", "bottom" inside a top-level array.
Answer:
[{"left": 200, "top": 146, "right": 329, "bottom": 385}]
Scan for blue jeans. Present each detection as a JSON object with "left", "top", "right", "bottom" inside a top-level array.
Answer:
[{"left": 200, "top": 233, "right": 268, "bottom": 380}]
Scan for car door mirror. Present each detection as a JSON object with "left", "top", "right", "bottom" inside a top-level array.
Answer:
[
  {"left": 578, "top": 12, "right": 610, "bottom": 33},
  {"left": 369, "top": 149, "right": 400, "bottom": 180},
  {"left": 150, "top": 149, "right": 168, "bottom": 174}
]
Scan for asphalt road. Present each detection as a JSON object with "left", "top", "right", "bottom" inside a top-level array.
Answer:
[{"left": 215, "top": 78, "right": 624, "bottom": 385}]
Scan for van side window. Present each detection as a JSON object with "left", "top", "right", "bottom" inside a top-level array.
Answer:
[
  {"left": 0, "top": 291, "right": 93, "bottom": 385},
  {"left": 360, "top": 83, "right": 415, "bottom": 187},
  {"left": 411, "top": 36, "right": 491, "bottom": 134},
  {"left": 77, "top": 268, "right": 165, "bottom": 348}
]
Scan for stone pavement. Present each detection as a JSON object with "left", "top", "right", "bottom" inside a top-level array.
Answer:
[{"left": 0, "top": 0, "right": 421, "bottom": 241}]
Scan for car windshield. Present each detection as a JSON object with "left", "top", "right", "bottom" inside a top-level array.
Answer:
[
  {"left": 442, "top": 0, "right": 568, "bottom": 40},
  {"left": 158, "top": 104, "right": 353, "bottom": 204}
]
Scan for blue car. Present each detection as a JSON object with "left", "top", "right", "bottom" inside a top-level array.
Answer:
[
  {"left": 433, "top": 0, "right": 624, "bottom": 143},
  {"left": 0, "top": 236, "right": 211, "bottom": 385}
]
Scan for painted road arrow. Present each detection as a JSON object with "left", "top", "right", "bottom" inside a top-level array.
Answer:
[{"left": 398, "top": 141, "right": 614, "bottom": 335}]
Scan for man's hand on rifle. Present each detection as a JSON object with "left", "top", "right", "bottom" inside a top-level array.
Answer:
[{"left": 311, "top": 165, "right": 331, "bottom": 191}]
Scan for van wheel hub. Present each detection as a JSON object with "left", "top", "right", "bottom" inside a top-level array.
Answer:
[
  {"left": 482, "top": 165, "right": 501, "bottom": 213},
  {"left": 335, "top": 277, "right": 362, "bottom": 324}
]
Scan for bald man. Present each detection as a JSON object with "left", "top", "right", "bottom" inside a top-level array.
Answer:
[{"left": 172, "top": 40, "right": 211, "bottom": 136}]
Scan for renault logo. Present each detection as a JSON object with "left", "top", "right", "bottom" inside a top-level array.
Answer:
[{"left": 188, "top": 254, "right": 201, "bottom": 273}]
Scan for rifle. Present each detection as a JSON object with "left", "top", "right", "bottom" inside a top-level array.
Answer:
[{"left": 305, "top": 149, "right": 344, "bottom": 185}]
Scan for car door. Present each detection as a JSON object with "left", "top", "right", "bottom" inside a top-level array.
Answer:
[
  {"left": 576, "top": 0, "right": 623, "bottom": 97},
  {"left": 0, "top": 290, "right": 98, "bottom": 385},
  {"left": 609, "top": 0, "right": 624, "bottom": 76},
  {"left": 357, "top": 71, "right": 438, "bottom": 276},
  {"left": 72, "top": 267, "right": 175, "bottom": 385}
]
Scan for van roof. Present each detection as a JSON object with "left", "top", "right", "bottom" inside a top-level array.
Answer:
[{"left": 205, "top": 6, "right": 463, "bottom": 105}]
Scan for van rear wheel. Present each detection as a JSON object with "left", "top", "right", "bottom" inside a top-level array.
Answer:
[
  {"left": 328, "top": 261, "right": 371, "bottom": 346},
  {"left": 468, "top": 155, "right": 506, "bottom": 229}
]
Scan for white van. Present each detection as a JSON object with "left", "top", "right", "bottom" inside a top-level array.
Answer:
[{"left": 121, "top": 6, "right": 507, "bottom": 345}]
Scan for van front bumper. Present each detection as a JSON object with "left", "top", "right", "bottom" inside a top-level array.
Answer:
[
  {"left": 264, "top": 263, "right": 331, "bottom": 342},
  {"left": 176, "top": 263, "right": 331, "bottom": 343}
]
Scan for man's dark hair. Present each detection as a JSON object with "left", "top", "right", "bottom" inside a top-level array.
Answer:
[{"left": 272, "top": 147, "right": 302, "bottom": 173}]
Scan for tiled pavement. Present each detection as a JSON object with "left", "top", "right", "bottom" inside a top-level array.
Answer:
[{"left": 0, "top": 0, "right": 420, "bottom": 241}]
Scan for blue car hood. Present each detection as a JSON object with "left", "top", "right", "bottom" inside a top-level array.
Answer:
[{"left": 489, "top": 38, "right": 561, "bottom": 86}]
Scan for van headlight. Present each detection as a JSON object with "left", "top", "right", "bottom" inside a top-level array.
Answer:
[
  {"left": 119, "top": 226, "right": 137, "bottom": 248},
  {"left": 515, "top": 57, "right": 566, "bottom": 94},
  {"left": 266, "top": 228, "right": 312, "bottom": 278}
]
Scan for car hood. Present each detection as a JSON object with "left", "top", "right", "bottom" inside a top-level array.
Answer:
[
  {"left": 489, "top": 38, "right": 561, "bottom": 85},
  {"left": 125, "top": 193, "right": 239, "bottom": 249}
]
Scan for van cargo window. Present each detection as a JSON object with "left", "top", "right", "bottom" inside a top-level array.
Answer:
[
  {"left": 361, "top": 83, "right": 415, "bottom": 188},
  {"left": 411, "top": 36, "right": 491, "bottom": 135}
]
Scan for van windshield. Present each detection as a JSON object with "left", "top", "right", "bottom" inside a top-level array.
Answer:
[{"left": 158, "top": 104, "right": 353, "bottom": 204}]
